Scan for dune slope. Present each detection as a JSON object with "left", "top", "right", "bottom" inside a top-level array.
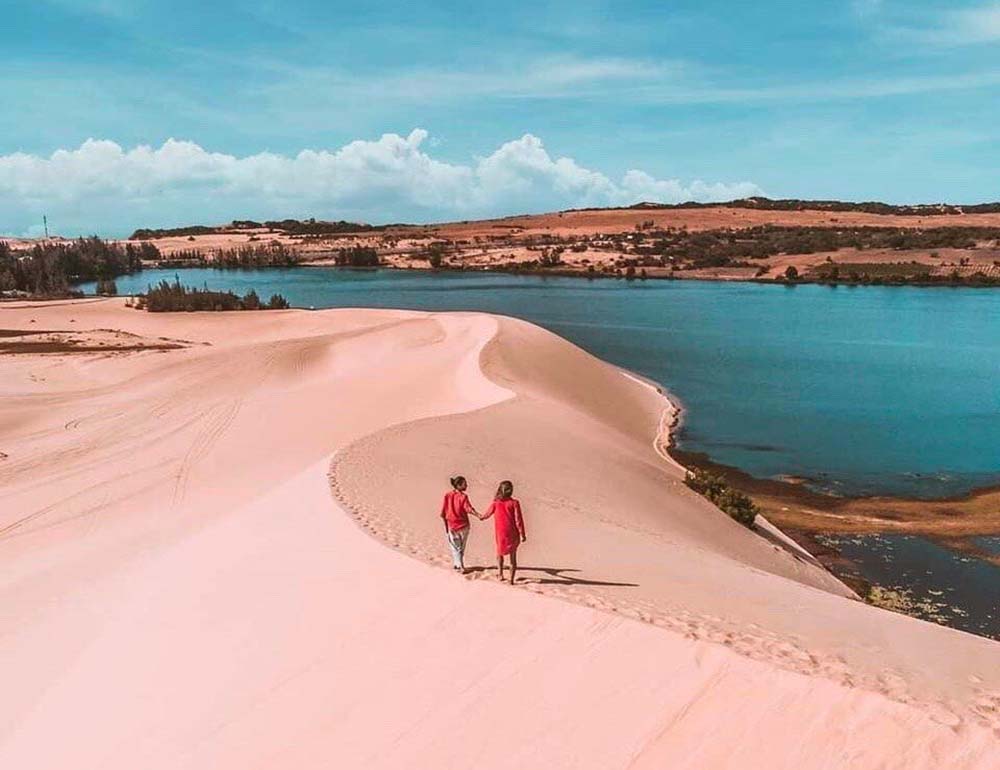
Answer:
[{"left": 1, "top": 299, "right": 998, "bottom": 769}]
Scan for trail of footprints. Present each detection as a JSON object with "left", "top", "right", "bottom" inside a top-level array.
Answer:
[{"left": 328, "top": 458, "right": 1000, "bottom": 737}]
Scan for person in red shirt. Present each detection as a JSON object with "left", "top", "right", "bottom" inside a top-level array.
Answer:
[
  {"left": 440, "top": 475, "right": 480, "bottom": 573},
  {"left": 480, "top": 480, "right": 526, "bottom": 585}
]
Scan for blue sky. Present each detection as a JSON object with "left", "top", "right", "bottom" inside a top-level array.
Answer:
[{"left": 2, "top": 0, "right": 1000, "bottom": 236}]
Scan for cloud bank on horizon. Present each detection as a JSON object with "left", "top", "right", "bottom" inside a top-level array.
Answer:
[
  {"left": 0, "top": 130, "right": 760, "bottom": 238},
  {"left": 5, "top": 2, "right": 1000, "bottom": 216}
]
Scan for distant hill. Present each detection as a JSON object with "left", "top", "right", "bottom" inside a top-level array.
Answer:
[
  {"left": 114, "top": 198, "right": 1000, "bottom": 288},
  {"left": 130, "top": 218, "right": 385, "bottom": 240},
  {"left": 618, "top": 197, "right": 1000, "bottom": 216},
  {"left": 128, "top": 199, "right": 1000, "bottom": 242}
]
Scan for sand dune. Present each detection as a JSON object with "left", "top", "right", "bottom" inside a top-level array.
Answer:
[{"left": 1, "top": 298, "right": 998, "bottom": 769}]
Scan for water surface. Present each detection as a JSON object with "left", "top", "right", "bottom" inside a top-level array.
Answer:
[{"left": 820, "top": 534, "right": 999, "bottom": 639}]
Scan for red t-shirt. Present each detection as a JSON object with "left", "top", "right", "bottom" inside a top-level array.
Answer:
[{"left": 440, "top": 490, "right": 473, "bottom": 531}]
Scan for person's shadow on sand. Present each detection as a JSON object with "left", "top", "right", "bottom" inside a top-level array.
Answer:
[
  {"left": 523, "top": 566, "right": 639, "bottom": 587},
  {"left": 463, "top": 565, "right": 638, "bottom": 588}
]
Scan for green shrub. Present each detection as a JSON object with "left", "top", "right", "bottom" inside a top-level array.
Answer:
[
  {"left": 632, "top": 223, "right": 1000, "bottom": 270},
  {"left": 1, "top": 237, "right": 150, "bottom": 297},
  {"left": 242, "top": 289, "right": 261, "bottom": 310},
  {"left": 336, "top": 246, "right": 380, "bottom": 267},
  {"left": 424, "top": 241, "right": 447, "bottom": 268},
  {"left": 142, "top": 278, "right": 290, "bottom": 312},
  {"left": 684, "top": 469, "right": 758, "bottom": 528}
]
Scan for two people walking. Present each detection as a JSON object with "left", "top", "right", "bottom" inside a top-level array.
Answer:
[{"left": 440, "top": 476, "right": 526, "bottom": 584}]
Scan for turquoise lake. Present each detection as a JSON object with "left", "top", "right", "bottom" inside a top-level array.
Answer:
[
  {"left": 80, "top": 267, "right": 1000, "bottom": 637},
  {"left": 85, "top": 267, "right": 1000, "bottom": 500}
]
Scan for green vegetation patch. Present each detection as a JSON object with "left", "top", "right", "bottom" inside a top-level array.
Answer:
[
  {"left": 811, "top": 261, "right": 934, "bottom": 282},
  {"left": 684, "top": 468, "right": 758, "bottom": 528},
  {"left": 631, "top": 225, "right": 1000, "bottom": 269},
  {"left": 626, "top": 197, "right": 1000, "bottom": 216},
  {"left": 1, "top": 238, "right": 153, "bottom": 297},
  {"left": 130, "top": 218, "right": 382, "bottom": 240},
  {"left": 140, "top": 278, "right": 289, "bottom": 312},
  {"left": 167, "top": 243, "right": 300, "bottom": 268},
  {"left": 864, "top": 585, "right": 958, "bottom": 625}
]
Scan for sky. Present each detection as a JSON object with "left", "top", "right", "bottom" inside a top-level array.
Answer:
[{"left": 2, "top": 0, "right": 1000, "bottom": 236}]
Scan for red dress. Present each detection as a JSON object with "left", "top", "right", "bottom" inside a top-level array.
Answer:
[{"left": 484, "top": 497, "right": 525, "bottom": 556}]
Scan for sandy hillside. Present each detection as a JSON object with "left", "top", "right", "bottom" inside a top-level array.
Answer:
[
  {"left": 70, "top": 203, "right": 1000, "bottom": 280},
  {"left": 411, "top": 205, "right": 1000, "bottom": 238},
  {"left": 1, "top": 299, "right": 998, "bottom": 769}
]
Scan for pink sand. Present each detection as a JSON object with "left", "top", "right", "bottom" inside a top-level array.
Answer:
[{"left": 1, "top": 299, "right": 998, "bottom": 769}]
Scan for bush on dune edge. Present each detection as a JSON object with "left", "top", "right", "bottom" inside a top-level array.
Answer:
[
  {"left": 137, "top": 278, "right": 290, "bottom": 312},
  {"left": 684, "top": 468, "right": 759, "bottom": 528}
]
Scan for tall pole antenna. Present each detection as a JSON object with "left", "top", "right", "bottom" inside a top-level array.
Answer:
[{"left": 43, "top": 215, "right": 49, "bottom": 239}]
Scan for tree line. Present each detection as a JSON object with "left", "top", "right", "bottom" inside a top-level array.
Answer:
[
  {"left": 630, "top": 225, "right": 1000, "bottom": 269},
  {"left": 165, "top": 243, "right": 300, "bottom": 268},
  {"left": 130, "top": 218, "right": 384, "bottom": 240},
  {"left": 140, "top": 279, "right": 290, "bottom": 312},
  {"left": 623, "top": 197, "right": 1000, "bottom": 216},
  {"left": 0, "top": 238, "right": 154, "bottom": 296}
]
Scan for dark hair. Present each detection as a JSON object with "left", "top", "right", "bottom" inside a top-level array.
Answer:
[
  {"left": 450, "top": 476, "right": 466, "bottom": 490},
  {"left": 495, "top": 480, "right": 513, "bottom": 500}
]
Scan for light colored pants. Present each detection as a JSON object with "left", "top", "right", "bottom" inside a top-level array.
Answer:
[{"left": 446, "top": 526, "right": 470, "bottom": 568}]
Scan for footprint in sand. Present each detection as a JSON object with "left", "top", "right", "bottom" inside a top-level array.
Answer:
[{"left": 925, "top": 702, "right": 963, "bottom": 729}]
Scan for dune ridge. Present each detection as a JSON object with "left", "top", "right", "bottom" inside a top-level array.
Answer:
[
  {"left": 329, "top": 314, "right": 1000, "bottom": 720},
  {"left": 1, "top": 299, "right": 998, "bottom": 769}
]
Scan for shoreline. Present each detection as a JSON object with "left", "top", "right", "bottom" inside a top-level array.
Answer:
[
  {"left": 629, "top": 377, "right": 1000, "bottom": 604},
  {"left": 671, "top": 448, "right": 1000, "bottom": 535},
  {"left": 617, "top": 374, "right": 1000, "bottom": 636},
  {"left": 669, "top": 448, "right": 1000, "bottom": 579},
  {"left": 622, "top": 368, "right": 1000, "bottom": 536},
  {"left": 625, "top": 372, "right": 831, "bottom": 570},
  {"left": 59, "top": 261, "right": 1000, "bottom": 293},
  {"left": 297, "top": 262, "right": 1000, "bottom": 288}
]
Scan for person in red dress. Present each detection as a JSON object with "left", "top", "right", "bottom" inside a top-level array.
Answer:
[
  {"left": 440, "top": 475, "right": 479, "bottom": 573},
  {"left": 480, "top": 480, "right": 526, "bottom": 584}
]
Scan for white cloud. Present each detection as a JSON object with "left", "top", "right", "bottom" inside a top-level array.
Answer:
[
  {"left": 0, "top": 131, "right": 761, "bottom": 237},
  {"left": 249, "top": 55, "right": 681, "bottom": 109},
  {"left": 884, "top": 2, "right": 1000, "bottom": 46},
  {"left": 944, "top": 2, "right": 1000, "bottom": 43}
]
